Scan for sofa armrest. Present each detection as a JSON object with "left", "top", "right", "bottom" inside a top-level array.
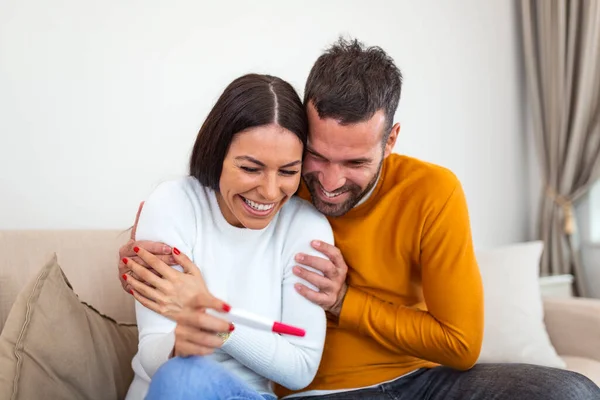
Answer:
[{"left": 543, "top": 297, "right": 600, "bottom": 361}]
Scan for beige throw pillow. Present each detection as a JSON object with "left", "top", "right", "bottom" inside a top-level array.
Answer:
[
  {"left": 476, "top": 241, "right": 565, "bottom": 368},
  {"left": 0, "top": 254, "right": 138, "bottom": 400}
]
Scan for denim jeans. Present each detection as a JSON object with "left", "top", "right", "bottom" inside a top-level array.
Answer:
[
  {"left": 292, "top": 364, "right": 600, "bottom": 400},
  {"left": 145, "top": 356, "right": 276, "bottom": 400}
]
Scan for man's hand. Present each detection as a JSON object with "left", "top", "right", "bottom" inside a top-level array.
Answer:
[
  {"left": 293, "top": 240, "right": 349, "bottom": 318},
  {"left": 118, "top": 201, "right": 176, "bottom": 293}
]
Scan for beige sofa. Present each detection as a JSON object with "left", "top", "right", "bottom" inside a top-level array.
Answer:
[{"left": 1, "top": 230, "right": 600, "bottom": 393}]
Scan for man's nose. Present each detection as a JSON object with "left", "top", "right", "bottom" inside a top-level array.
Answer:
[{"left": 319, "top": 164, "right": 345, "bottom": 192}]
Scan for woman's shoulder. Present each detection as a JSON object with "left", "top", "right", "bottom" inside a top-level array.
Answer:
[
  {"left": 276, "top": 196, "right": 333, "bottom": 240},
  {"left": 146, "top": 176, "right": 208, "bottom": 207},
  {"left": 279, "top": 196, "right": 325, "bottom": 221}
]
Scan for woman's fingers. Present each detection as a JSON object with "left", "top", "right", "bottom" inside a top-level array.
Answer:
[
  {"left": 174, "top": 340, "right": 218, "bottom": 357},
  {"left": 168, "top": 250, "right": 229, "bottom": 313},
  {"left": 133, "top": 246, "right": 178, "bottom": 280},
  {"left": 187, "top": 291, "right": 231, "bottom": 314},
  {"left": 174, "top": 311, "right": 233, "bottom": 357},
  {"left": 177, "top": 309, "right": 232, "bottom": 334},
  {"left": 124, "top": 257, "right": 165, "bottom": 290},
  {"left": 172, "top": 247, "right": 202, "bottom": 277},
  {"left": 127, "top": 274, "right": 163, "bottom": 304},
  {"left": 131, "top": 289, "right": 162, "bottom": 315}
]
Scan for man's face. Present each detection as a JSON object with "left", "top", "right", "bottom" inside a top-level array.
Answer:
[{"left": 302, "top": 102, "right": 398, "bottom": 217}]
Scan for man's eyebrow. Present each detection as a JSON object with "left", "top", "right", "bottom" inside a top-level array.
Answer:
[
  {"left": 306, "top": 147, "right": 371, "bottom": 164},
  {"left": 306, "top": 147, "right": 327, "bottom": 159},
  {"left": 347, "top": 158, "right": 372, "bottom": 164},
  {"left": 281, "top": 160, "right": 302, "bottom": 168},
  {"left": 235, "top": 156, "right": 302, "bottom": 168}
]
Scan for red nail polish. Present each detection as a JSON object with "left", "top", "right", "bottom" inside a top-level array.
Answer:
[
  {"left": 222, "top": 303, "right": 231, "bottom": 313},
  {"left": 122, "top": 258, "right": 128, "bottom": 265},
  {"left": 129, "top": 290, "right": 134, "bottom": 295},
  {"left": 133, "top": 246, "right": 140, "bottom": 253},
  {"left": 229, "top": 323, "right": 235, "bottom": 332},
  {"left": 122, "top": 274, "right": 127, "bottom": 281},
  {"left": 173, "top": 247, "right": 181, "bottom": 256}
]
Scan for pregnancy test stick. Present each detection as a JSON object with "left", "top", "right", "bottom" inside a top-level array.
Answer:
[{"left": 209, "top": 308, "right": 305, "bottom": 337}]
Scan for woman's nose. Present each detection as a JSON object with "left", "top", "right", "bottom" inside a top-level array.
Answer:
[{"left": 258, "top": 174, "right": 280, "bottom": 201}]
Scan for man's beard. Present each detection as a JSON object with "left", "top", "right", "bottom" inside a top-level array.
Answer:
[{"left": 303, "top": 161, "right": 383, "bottom": 217}]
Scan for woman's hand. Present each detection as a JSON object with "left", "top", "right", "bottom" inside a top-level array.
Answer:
[
  {"left": 124, "top": 247, "right": 233, "bottom": 357},
  {"left": 123, "top": 246, "right": 229, "bottom": 320},
  {"left": 174, "top": 295, "right": 234, "bottom": 357}
]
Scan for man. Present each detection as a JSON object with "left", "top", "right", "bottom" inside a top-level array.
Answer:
[{"left": 119, "top": 38, "right": 599, "bottom": 399}]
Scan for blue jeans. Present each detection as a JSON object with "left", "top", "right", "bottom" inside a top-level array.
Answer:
[
  {"left": 146, "top": 356, "right": 276, "bottom": 400},
  {"left": 292, "top": 364, "right": 600, "bottom": 399}
]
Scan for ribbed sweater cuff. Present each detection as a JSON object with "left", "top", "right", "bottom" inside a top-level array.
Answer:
[{"left": 337, "top": 286, "right": 368, "bottom": 333}]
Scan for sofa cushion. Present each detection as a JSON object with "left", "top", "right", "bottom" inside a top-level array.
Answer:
[
  {"left": 562, "top": 356, "right": 600, "bottom": 387},
  {"left": 476, "top": 241, "right": 565, "bottom": 368},
  {"left": 0, "top": 230, "right": 134, "bottom": 332},
  {"left": 0, "top": 254, "right": 138, "bottom": 400}
]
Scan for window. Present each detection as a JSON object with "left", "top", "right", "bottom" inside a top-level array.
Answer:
[{"left": 591, "top": 180, "right": 600, "bottom": 243}]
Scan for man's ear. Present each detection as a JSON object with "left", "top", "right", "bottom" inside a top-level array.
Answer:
[{"left": 384, "top": 123, "right": 400, "bottom": 158}]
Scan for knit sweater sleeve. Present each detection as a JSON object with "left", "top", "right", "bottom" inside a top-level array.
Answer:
[
  {"left": 132, "top": 179, "right": 198, "bottom": 378},
  {"left": 221, "top": 204, "right": 331, "bottom": 390},
  {"left": 338, "top": 181, "right": 484, "bottom": 370}
]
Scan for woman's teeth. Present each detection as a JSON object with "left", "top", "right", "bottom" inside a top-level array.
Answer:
[{"left": 244, "top": 198, "right": 275, "bottom": 211}]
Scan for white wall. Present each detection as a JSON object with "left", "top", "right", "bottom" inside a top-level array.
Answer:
[{"left": 0, "top": 0, "right": 528, "bottom": 249}]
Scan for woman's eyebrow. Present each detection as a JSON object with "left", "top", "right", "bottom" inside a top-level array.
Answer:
[
  {"left": 235, "top": 156, "right": 301, "bottom": 168},
  {"left": 235, "top": 156, "right": 265, "bottom": 166}
]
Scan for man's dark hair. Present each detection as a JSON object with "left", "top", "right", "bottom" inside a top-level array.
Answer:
[
  {"left": 190, "top": 73, "right": 307, "bottom": 190},
  {"left": 304, "top": 37, "right": 403, "bottom": 137}
]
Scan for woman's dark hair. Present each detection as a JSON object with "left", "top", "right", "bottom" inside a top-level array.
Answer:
[{"left": 190, "top": 73, "right": 308, "bottom": 190}]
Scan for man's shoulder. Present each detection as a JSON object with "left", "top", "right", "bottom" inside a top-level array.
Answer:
[{"left": 384, "top": 154, "right": 460, "bottom": 202}]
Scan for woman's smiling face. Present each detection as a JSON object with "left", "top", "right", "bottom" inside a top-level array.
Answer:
[{"left": 216, "top": 123, "right": 304, "bottom": 229}]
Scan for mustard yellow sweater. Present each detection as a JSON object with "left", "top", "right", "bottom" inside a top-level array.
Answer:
[{"left": 277, "top": 154, "right": 484, "bottom": 396}]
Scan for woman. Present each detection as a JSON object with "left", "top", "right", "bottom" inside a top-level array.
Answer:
[{"left": 122, "top": 74, "right": 332, "bottom": 399}]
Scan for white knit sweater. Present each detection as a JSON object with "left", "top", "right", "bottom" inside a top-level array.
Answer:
[{"left": 126, "top": 176, "right": 331, "bottom": 399}]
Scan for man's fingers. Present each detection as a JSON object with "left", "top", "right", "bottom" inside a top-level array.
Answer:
[
  {"left": 294, "top": 283, "right": 329, "bottom": 306},
  {"left": 295, "top": 254, "right": 333, "bottom": 277},
  {"left": 172, "top": 248, "right": 201, "bottom": 276},
  {"left": 133, "top": 247, "right": 177, "bottom": 281},
  {"left": 119, "top": 239, "right": 138, "bottom": 258},
  {"left": 311, "top": 240, "right": 343, "bottom": 265},
  {"left": 131, "top": 201, "right": 145, "bottom": 240},
  {"left": 293, "top": 266, "right": 329, "bottom": 291}
]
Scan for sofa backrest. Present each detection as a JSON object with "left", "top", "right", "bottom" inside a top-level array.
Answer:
[{"left": 0, "top": 230, "right": 135, "bottom": 332}]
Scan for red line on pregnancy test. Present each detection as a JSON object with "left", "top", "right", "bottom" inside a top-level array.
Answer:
[{"left": 273, "top": 322, "right": 305, "bottom": 337}]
